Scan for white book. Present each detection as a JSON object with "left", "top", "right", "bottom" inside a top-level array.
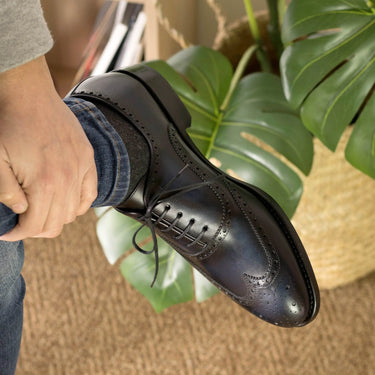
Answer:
[
  {"left": 131, "top": 42, "right": 144, "bottom": 65},
  {"left": 113, "top": 0, "right": 127, "bottom": 26},
  {"left": 114, "top": 11, "right": 147, "bottom": 69},
  {"left": 91, "top": 23, "right": 128, "bottom": 76},
  {"left": 91, "top": 1, "right": 128, "bottom": 76}
]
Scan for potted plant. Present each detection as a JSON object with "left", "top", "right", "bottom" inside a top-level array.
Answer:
[{"left": 95, "top": 0, "right": 375, "bottom": 312}]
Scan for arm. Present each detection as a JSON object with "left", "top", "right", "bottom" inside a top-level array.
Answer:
[
  {"left": 0, "top": 1, "right": 97, "bottom": 240},
  {"left": 0, "top": 55, "right": 98, "bottom": 241}
]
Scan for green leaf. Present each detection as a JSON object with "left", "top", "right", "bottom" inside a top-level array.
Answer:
[
  {"left": 223, "top": 73, "right": 313, "bottom": 176},
  {"left": 345, "top": 92, "right": 375, "bottom": 176},
  {"left": 281, "top": 0, "right": 375, "bottom": 177},
  {"left": 147, "top": 46, "right": 313, "bottom": 217},
  {"left": 97, "top": 208, "right": 194, "bottom": 312},
  {"left": 96, "top": 208, "right": 144, "bottom": 264},
  {"left": 120, "top": 238, "right": 193, "bottom": 312}
]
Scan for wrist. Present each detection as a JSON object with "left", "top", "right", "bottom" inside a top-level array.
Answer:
[{"left": 0, "top": 56, "right": 57, "bottom": 110}]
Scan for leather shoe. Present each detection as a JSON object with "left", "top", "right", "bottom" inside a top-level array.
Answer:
[{"left": 69, "top": 65, "right": 319, "bottom": 327}]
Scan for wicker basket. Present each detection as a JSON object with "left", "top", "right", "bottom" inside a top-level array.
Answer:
[{"left": 214, "top": 15, "right": 375, "bottom": 289}]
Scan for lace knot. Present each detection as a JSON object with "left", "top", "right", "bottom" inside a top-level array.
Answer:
[{"left": 132, "top": 164, "right": 224, "bottom": 287}]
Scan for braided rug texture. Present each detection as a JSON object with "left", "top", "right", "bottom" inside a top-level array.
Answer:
[{"left": 15, "top": 210, "right": 375, "bottom": 375}]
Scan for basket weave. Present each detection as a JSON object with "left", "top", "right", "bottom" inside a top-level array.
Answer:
[
  {"left": 293, "top": 129, "right": 375, "bottom": 289},
  {"left": 214, "top": 16, "right": 375, "bottom": 289},
  {"left": 213, "top": 12, "right": 279, "bottom": 74}
]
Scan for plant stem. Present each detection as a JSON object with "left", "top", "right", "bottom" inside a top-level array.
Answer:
[
  {"left": 243, "top": 0, "right": 261, "bottom": 43},
  {"left": 205, "top": 45, "right": 258, "bottom": 159},
  {"left": 220, "top": 45, "right": 258, "bottom": 111},
  {"left": 243, "top": 0, "right": 272, "bottom": 72},
  {"left": 266, "top": 0, "right": 284, "bottom": 57},
  {"left": 205, "top": 112, "right": 223, "bottom": 159}
]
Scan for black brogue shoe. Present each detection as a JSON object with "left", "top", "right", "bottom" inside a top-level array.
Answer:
[{"left": 69, "top": 65, "right": 320, "bottom": 327}]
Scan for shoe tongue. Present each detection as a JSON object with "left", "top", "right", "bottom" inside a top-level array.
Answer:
[{"left": 117, "top": 175, "right": 147, "bottom": 212}]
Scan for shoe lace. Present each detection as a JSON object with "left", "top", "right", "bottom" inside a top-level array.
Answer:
[{"left": 132, "top": 164, "right": 224, "bottom": 287}]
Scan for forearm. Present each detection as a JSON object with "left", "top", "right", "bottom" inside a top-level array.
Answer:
[
  {"left": 0, "top": 0, "right": 53, "bottom": 74},
  {"left": 0, "top": 55, "right": 97, "bottom": 241},
  {"left": 0, "top": 56, "right": 57, "bottom": 111}
]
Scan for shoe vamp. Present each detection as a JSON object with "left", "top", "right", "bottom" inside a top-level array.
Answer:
[
  {"left": 151, "top": 125, "right": 307, "bottom": 300},
  {"left": 152, "top": 185, "right": 224, "bottom": 250},
  {"left": 153, "top": 181, "right": 282, "bottom": 298},
  {"left": 191, "top": 186, "right": 282, "bottom": 298},
  {"left": 206, "top": 181, "right": 309, "bottom": 302}
]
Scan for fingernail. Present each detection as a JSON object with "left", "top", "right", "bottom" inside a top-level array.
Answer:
[{"left": 12, "top": 203, "right": 28, "bottom": 213}]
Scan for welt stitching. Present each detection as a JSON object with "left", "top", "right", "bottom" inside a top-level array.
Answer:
[{"left": 252, "top": 190, "right": 315, "bottom": 316}]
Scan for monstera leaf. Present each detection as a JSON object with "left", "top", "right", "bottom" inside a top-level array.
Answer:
[
  {"left": 147, "top": 46, "right": 313, "bottom": 217},
  {"left": 281, "top": 0, "right": 375, "bottom": 178},
  {"left": 120, "top": 237, "right": 194, "bottom": 313},
  {"left": 95, "top": 46, "right": 314, "bottom": 313},
  {"left": 95, "top": 208, "right": 207, "bottom": 311}
]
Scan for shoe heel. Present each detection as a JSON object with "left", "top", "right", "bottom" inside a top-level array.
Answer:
[{"left": 117, "top": 65, "right": 191, "bottom": 133}]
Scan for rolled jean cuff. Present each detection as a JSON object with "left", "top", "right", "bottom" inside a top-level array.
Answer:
[{"left": 63, "top": 97, "right": 130, "bottom": 207}]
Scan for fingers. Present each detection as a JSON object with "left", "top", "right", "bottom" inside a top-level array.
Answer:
[
  {"left": 0, "top": 161, "right": 97, "bottom": 242},
  {"left": 77, "top": 162, "right": 98, "bottom": 217},
  {"left": 5, "top": 189, "right": 54, "bottom": 240},
  {"left": 0, "top": 159, "right": 28, "bottom": 214}
]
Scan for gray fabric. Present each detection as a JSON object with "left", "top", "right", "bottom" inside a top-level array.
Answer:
[{"left": 0, "top": 0, "right": 53, "bottom": 73}]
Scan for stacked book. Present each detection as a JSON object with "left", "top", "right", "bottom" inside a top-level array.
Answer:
[{"left": 74, "top": 1, "right": 146, "bottom": 83}]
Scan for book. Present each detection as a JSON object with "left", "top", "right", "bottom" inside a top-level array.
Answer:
[
  {"left": 114, "top": 10, "right": 147, "bottom": 69},
  {"left": 73, "top": 1, "right": 146, "bottom": 84}
]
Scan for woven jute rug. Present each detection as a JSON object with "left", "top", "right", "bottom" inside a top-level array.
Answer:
[{"left": 16, "top": 210, "right": 374, "bottom": 375}]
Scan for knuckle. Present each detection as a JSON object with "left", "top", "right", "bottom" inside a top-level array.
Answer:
[
  {"left": 65, "top": 214, "right": 77, "bottom": 224},
  {"left": 77, "top": 195, "right": 96, "bottom": 216},
  {"left": 44, "top": 227, "right": 63, "bottom": 238},
  {"left": 83, "top": 143, "right": 95, "bottom": 159},
  {"left": 82, "top": 148, "right": 96, "bottom": 170},
  {"left": 0, "top": 191, "right": 17, "bottom": 203},
  {"left": 77, "top": 206, "right": 89, "bottom": 217},
  {"left": 86, "top": 189, "right": 98, "bottom": 204},
  {"left": 33, "top": 224, "right": 45, "bottom": 237},
  {"left": 87, "top": 149, "right": 95, "bottom": 163},
  {"left": 14, "top": 222, "right": 43, "bottom": 240}
]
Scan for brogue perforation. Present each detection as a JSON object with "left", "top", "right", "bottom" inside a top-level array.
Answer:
[{"left": 69, "top": 66, "right": 320, "bottom": 327}]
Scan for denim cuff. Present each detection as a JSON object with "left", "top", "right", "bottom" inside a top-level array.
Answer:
[{"left": 64, "top": 97, "right": 130, "bottom": 207}]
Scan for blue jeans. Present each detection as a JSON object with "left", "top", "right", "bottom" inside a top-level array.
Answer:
[{"left": 0, "top": 98, "right": 130, "bottom": 374}]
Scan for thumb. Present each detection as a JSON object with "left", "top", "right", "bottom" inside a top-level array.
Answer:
[{"left": 0, "top": 161, "right": 28, "bottom": 214}]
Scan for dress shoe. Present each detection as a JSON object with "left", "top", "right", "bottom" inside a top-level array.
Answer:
[{"left": 69, "top": 65, "right": 320, "bottom": 327}]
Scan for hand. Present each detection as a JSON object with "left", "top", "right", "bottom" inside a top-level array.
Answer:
[{"left": 0, "top": 56, "right": 97, "bottom": 241}]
